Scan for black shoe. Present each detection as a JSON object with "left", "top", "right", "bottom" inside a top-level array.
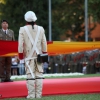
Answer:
[{"left": 4, "top": 79, "right": 13, "bottom": 82}]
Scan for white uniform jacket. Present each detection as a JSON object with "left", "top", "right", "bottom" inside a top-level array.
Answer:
[{"left": 18, "top": 25, "right": 47, "bottom": 59}]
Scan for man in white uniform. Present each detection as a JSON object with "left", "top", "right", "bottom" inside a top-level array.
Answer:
[{"left": 18, "top": 11, "right": 47, "bottom": 99}]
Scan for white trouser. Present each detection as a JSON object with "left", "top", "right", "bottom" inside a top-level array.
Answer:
[{"left": 26, "top": 59, "right": 43, "bottom": 99}]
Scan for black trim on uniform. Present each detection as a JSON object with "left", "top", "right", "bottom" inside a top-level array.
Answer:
[
  {"left": 35, "top": 77, "right": 45, "bottom": 79},
  {"left": 26, "top": 77, "right": 44, "bottom": 80},
  {"left": 26, "top": 78, "right": 35, "bottom": 80}
]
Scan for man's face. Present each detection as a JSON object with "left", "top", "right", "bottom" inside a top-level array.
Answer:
[{"left": 1, "top": 22, "right": 8, "bottom": 29}]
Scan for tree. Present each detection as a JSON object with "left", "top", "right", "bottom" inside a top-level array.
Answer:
[
  {"left": 88, "top": 0, "right": 100, "bottom": 22},
  {"left": 0, "top": 0, "right": 48, "bottom": 40},
  {"left": 0, "top": 0, "right": 100, "bottom": 41},
  {"left": 51, "top": 0, "right": 100, "bottom": 41}
]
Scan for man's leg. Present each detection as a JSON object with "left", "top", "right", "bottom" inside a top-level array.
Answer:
[
  {"left": 35, "top": 78, "right": 43, "bottom": 98},
  {"left": 26, "top": 59, "right": 36, "bottom": 99},
  {"left": 18, "top": 63, "right": 21, "bottom": 75},
  {"left": 0, "top": 57, "right": 6, "bottom": 82},
  {"left": 5, "top": 57, "right": 13, "bottom": 82},
  {"left": 35, "top": 63, "right": 43, "bottom": 98},
  {"left": 26, "top": 73, "right": 35, "bottom": 99},
  {"left": 21, "top": 63, "right": 25, "bottom": 75}
]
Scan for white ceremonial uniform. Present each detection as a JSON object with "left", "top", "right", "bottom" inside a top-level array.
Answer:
[{"left": 18, "top": 24, "right": 47, "bottom": 98}]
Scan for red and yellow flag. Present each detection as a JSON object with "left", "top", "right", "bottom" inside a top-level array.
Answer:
[{"left": 0, "top": 40, "right": 100, "bottom": 56}]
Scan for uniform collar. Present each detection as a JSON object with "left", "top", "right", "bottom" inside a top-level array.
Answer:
[{"left": 2, "top": 29, "right": 8, "bottom": 34}]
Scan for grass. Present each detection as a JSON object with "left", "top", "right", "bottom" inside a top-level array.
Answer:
[
  {"left": 45, "top": 73, "right": 100, "bottom": 78},
  {"left": 4, "top": 93, "right": 100, "bottom": 100},
  {"left": 2, "top": 73, "right": 100, "bottom": 100},
  {"left": 13, "top": 73, "right": 100, "bottom": 81}
]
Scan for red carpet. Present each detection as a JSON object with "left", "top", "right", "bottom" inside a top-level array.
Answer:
[{"left": 0, "top": 77, "right": 100, "bottom": 99}]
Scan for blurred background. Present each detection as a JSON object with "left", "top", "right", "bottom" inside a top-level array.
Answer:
[
  {"left": 0, "top": 0, "right": 100, "bottom": 41},
  {"left": 0, "top": 0, "right": 100, "bottom": 75}
]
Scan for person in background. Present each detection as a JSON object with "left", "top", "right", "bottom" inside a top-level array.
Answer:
[
  {"left": 43, "top": 62, "right": 49, "bottom": 74},
  {"left": 18, "top": 11, "right": 47, "bottom": 99},
  {"left": 19, "top": 59, "right": 25, "bottom": 75},
  {"left": 82, "top": 61, "right": 88, "bottom": 74},
  {"left": 0, "top": 19, "right": 15, "bottom": 82},
  {"left": 11, "top": 56, "right": 19, "bottom": 75}
]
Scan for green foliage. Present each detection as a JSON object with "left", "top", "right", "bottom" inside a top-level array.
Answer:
[
  {"left": 88, "top": 0, "right": 100, "bottom": 22},
  {"left": 52, "top": 0, "right": 85, "bottom": 40},
  {"left": 52, "top": 0, "right": 100, "bottom": 40},
  {"left": 0, "top": 0, "right": 100, "bottom": 41},
  {"left": 0, "top": 0, "right": 48, "bottom": 40}
]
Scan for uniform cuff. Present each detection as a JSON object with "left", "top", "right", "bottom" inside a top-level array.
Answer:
[
  {"left": 19, "top": 53, "right": 23, "bottom": 59},
  {"left": 42, "top": 52, "right": 47, "bottom": 54}
]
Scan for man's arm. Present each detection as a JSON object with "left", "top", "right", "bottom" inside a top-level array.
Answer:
[
  {"left": 41, "top": 27, "right": 47, "bottom": 53},
  {"left": 18, "top": 27, "right": 24, "bottom": 59}
]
